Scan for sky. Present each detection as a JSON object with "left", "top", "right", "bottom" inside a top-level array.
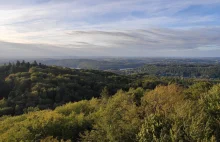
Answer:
[{"left": 0, "top": 0, "right": 220, "bottom": 57}]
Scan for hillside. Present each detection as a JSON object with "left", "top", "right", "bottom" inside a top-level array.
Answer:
[
  {"left": 0, "top": 83, "right": 219, "bottom": 141},
  {"left": 0, "top": 62, "right": 219, "bottom": 141},
  {"left": 0, "top": 62, "right": 130, "bottom": 116}
]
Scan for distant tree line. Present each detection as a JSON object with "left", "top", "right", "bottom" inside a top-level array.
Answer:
[{"left": 121, "top": 63, "right": 220, "bottom": 79}]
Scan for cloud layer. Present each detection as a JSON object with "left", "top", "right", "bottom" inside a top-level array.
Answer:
[{"left": 0, "top": 0, "right": 220, "bottom": 57}]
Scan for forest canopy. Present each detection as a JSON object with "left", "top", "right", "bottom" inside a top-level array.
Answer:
[
  {"left": 0, "top": 61, "right": 219, "bottom": 141},
  {"left": 0, "top": 84, "right": 219, "bottom": 141}
]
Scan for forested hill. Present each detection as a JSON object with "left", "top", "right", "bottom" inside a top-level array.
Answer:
[
  {"left": 41, "top": 58, "right": 145, "bottom": 70},
  {"left": 1, "top": 61, "right": 220, "bottom": 117},
  {"left": 0, "top": 83, "right": 219, "bottom": 141},
  {"left": 0, "top": 61, "right": 220, "bottom": 141},
  {"left": 121, "top": 64, "right": 220, "bottom": 78},
  {"left": 0, "top": 61, "right": 130, "bottom": 116},
  {"left": 40, "top": 58, "right": 220, "bottom": 79}
]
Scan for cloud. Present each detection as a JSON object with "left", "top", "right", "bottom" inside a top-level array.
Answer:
[
  {"left": 66, "top": 28, "right": 220, "bottom": 50},
  {"left": 0, "top": 0, "right": 220, "bottom": 57},
  {"left": 1, "top": 27, "right": 220, "bottom": 57}
]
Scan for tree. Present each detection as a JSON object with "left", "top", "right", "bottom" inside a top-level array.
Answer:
[
  {"left": 100, "top": 86, "right": 110, "bottom": 99},
  {"left": 16, "top": 60, "right": 21, "bottom": 67},
  {"left": 81, "top": 91, "right": 141, "bottom": 142},
  {"left": 32, "top": 60, "right": 38, "bottom": 66},
  {"left": 203, "top": 84, "right": 220, "bottom": 141}
]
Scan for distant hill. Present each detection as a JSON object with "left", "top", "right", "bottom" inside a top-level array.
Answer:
[
  {"left": 41, "top": 59, "right": 145, "bottom": 70},
  {"left": 121, "top": 63, "right": 220, "bottom": 78}
]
